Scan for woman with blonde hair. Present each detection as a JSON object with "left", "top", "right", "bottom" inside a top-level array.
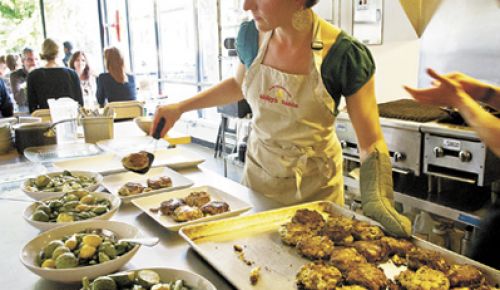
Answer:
[
  {"left": 27, "top": 38, "right": 83, "bottom": 112},
  {"left": 70, "top": 51, "right": 97, "bottom": 108},
  {"left": 96, "top": 46, "right": 136, "bottom": 107}
]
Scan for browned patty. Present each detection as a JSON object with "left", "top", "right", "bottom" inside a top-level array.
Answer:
[
  {"left": 147, "top": 176, "right": 172, "bottom": 189},
  {"left": 447, "top": 264, "right": 485, "bottom": 288},
  {"left": 329, "top": 247, "right": 367, "bottom": 272},
  {"left": 124, "top": 151, "right": 149, "bottom": 167},
  {"left": 118, "top": 182, "right": 145, "bottom": 196},
  {"left": 158, "top": 198, "right": 185, "bottom": 215},
  {"left": 292, "top": 209, "right": 325, "bottom": 230},
  {"left": 396, "top": 266, "right": 450, "bottom": 290},
  {"left": 200, "top": 200, "right": 230, "bottom": 215},
  {"left": 279, "top": 222, "right": 317, "bottom": 247},
  {"left": 345, "top": 263, "right": 388, "bottom": 290},
  {"left": 352, "top": 220, "right": 385, "bottom": 241},
  {"left": 296, "top": 235, "right": 335, "bottom": 260},
  {"left": 172, "top": 205, "right": 203, "bottom": 222},
  {"left": 321, "top": 216, "right": 355, "bottom": 245},
  {"left": 353, "top": 240, "right": 389, "bottom": 263},
  {"left": 296, "top": 261, "right": 342, "bottom": 290},
  {"left": 407, "top": 247, "right": 450, "bottom": 273},
  {"left": 184, "top": 191, "right": 211, "bottom": 207},
  {"left": 381, "top": 236, "right": 415, "bottom": 256}
]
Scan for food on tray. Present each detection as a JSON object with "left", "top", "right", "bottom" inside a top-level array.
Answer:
[
  {"left": 344, "top": 263, "right": 388, "bottom": 290},
  {"left": 447, "top": 264, "right": 485, "bottom": 288},
  {"left": 352, "top": 220, "right": 385, "bottom": 241},
  {"left": 30, "top": 191, "right": 112, "bottom": 223},
  {"left": 37, "top": 229, "right": 135, "bottom": 269},
  {"left": 184, "top": 191, "right": 211, "bottom": 207},
  {"left": 296, "top": 261, "right": 342, "bottom": 290},
  {"left": 381, "top": 236, "right": 415, "bottom": 257},
  {"left": 81, "top": 269, "right": 193, "bottom": 290},
  {"left": 395, "top": 266, "right": 450, "bottom": 290},
  {"left": 335, "top": 286, "right": 367, "bottom": 290},
  {"left": 147, "top": 176, "right": 172, "bottom": 189},
  {"left": 321, "top": 215, "right": 355, "bottom": 245},
  {"left": 391, "top": 254, "right": 407, "bottom": 267},
  {"left": 329, "top": 247, "right": 367, "bottom": 272},
  {"left": 118, "top": 182, "right": 145, "bottom": 196},
  {"left": 292, "top": 209, "right": 326, "bottom": 230},
  {"left": 407, "top": 247, "right": 450, "bottom": 272},
  {"left": 249, "top": 266, "right": 261, "bottom": 285},
  {"left": 278, "top": 222, "right": 316, "bottom": 246},
  {"left": 353, "top": 240, "right": 389, "bottom": 263},
  {"left": 172, "top": 205, "right": 204, "bottom": 222},
  {"left": 122, "top": 151, "right": 154, "bottom": 174},
  {"left": 296, "top": 235, "right": 334, "bottom": 260},
  {"left": 200, "top": 200, "right": 230, "bottom": 215},
  {"left": 149, "top": 191, "right": 230, "bottom": 223},
  {"left": 25, "top": 171, "right": 97, "bottom": 192}
]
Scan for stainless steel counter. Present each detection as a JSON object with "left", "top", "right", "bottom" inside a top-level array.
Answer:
[{"left": 0, "top": 157, "right": 281, "bottom": 290}]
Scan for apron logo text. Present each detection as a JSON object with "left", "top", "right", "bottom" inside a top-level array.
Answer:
[{"left": 259, "top": 85, "right": 299, "bottom": 108}]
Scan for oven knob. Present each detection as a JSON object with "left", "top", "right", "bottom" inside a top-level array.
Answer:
[
  {"left": 340, "top": 140, "right": 347, "bottom": 149},
  {"left": 459, "top": 150, "right": 472, "bottom": 162},
  {"left": 433, "top": 147, "right": 444, "bottom": 158},
  {"left": 393, "top": 152, "right": 406, "bottom": 162}
]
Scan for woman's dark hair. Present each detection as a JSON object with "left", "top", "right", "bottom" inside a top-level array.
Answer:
[
  {"left": 305, "top": 0, "right": 319, "bottom": 8},
  {"left": 69, "top": 51, "right": 90, "bottom": 80}
]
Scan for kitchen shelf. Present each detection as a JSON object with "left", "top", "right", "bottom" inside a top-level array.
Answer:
[{"left": 343, "top": 176, "right": 486, "bottom": 227}]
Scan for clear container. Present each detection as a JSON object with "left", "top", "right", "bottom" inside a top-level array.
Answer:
[{"left": 48, "top": 98, "right": 79, "bottom": 144}]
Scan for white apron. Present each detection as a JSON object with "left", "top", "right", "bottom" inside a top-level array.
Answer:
[{"left": 241, "top": 13, "right": 344, "bottom": 205}]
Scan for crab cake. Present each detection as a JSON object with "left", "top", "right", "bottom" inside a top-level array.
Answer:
[
  {"left": 297, "top": 235, "right": 335, "bottom": 260},
  {"left": 158, "top": 198, "right": 185, "bottom": 215},
  {"left": 292, "top": 209, "right": 326, "bottom": 230},
  {"left": 396, "top": 266, "right": 450, "bottom": 290},
  {"left": 352, "top": 221, "right": 385, "bottom": 241},
  {"left": 336, "top": 286, "right": 367, "bottom": 290},
  {"left": 407, "top": 247, "right": 449, "bottom": 272},
  {"left": 172, "top": 205, "right": 204, "bottom": 222},
  {"left": 447, "top": 264, "right": 485, "bottom": 288},
  {"left": 184, "top": 191, "right": 211, "bottom": 207},
  {"left": 329, "top": 247, "right": 367, "bottom": 272},
  {"left": 296, "top": 261, "right": 342, "bottom": 290},
  {"left": 345, "top": 263, "right": 388, "bottom": 290},
  {"left": 352, "top": 240, "right": 389, "bottom": 263},
  {"left": 147, "top": 176, "right": 172, "bottom": 189},
  {"left": 200, "top": 200, "right": 230, "bottom": 215},
  {"left": 322, "top": 216, "right": 355, "bottom": 245},
  {"left": 118, "top": 182, "right": 145, "bottom": 196},
  {"left": 279, "top": 222, "right": 317, "bottom": 246},
  {"left": 381, "top": 236, "right": 415, "bottom": 256}
]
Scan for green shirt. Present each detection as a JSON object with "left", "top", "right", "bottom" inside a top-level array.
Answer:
[{"left": 236, "top": 20, "right": 376, "bottom": 114}]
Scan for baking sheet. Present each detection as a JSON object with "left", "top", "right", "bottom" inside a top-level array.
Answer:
[
  {"left": 53, "top": 147, "right": 205, "bottom": 175},
  {"left": 132, "top": 185, "right": 253, "bottom": 231},
  {"left": 180, "top": 201, "right": 500, "bottom": 290},
  {"left": 101, "top": 167, "right": 194, "bottom": 203}
]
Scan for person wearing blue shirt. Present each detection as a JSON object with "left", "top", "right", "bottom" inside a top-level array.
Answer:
[{"left": 0, "top": 78, "right": 14, "bottom": 117}]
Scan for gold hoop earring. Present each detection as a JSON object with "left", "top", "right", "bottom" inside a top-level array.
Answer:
[{"left": 292, "top": 9, "right": 310, "bottom": 31}]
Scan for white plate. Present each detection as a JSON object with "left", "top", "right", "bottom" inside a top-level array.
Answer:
[
  {"left": 22, "top": 171, "right": 103, "bottom": 200},
  {"left": 20, "top": 220, "right": 141, "bottom": 283},
  {"left": 53, "top": 147, "right": 205, "bottom": 175},
  {"left": 96, "top": 136, "right": 169, "bottom": 154},
  {"left": 23, "top": 191, "right": 121, "bottom": 231},
  {"left": 85, "top": 267, "right": 217, "bottom": 290},
  {"left": 102, "top": 167, "right": 194, "bottom": 203},
  {"left": 24, "top": 143, "right": 102, "bottom": 163},
  {"left": 132, "top": 185, "right": 253, "bottom": 231}
]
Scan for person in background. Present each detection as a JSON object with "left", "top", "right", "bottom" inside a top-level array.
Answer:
[
  {"left": 0, "top": 55, "right": 8, "bottom": 78},
  {"left": 69, "top": 51, "right": 97, "bottom": 108},
  {"left": 96, "top": 47, "right": 136, "bottom": 107},
  {"left": 62, "top": 41, "right": 73, "bottom": 67},
  {"left": 10, "top": 48, "right": 38, "bottom": 112},
  {"left": 404, "top": 68, "right": 500, "bottom": 269},
  {"left": 27, "top": 38, "right": 83, "bottom": 113},
  {"left": 6, "top": 54, "right": 21, "bottom": 72},
  {"left": 0, "top": 78, "right": 14, "bottom": 117},
  {"left": 151, "top": 0, "right": 411, "bottom": 237}
]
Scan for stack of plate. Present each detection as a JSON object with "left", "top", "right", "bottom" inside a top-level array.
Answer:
[{"left": 0, "top": 123, "right": 12, "bottom": 154}]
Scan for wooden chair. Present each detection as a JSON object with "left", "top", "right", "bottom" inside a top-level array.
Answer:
[{"left": 31, "top": 109, "right": 51, "bottom": 122}]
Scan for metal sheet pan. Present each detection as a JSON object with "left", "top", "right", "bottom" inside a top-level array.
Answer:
[{"left": 180, "top": 201, "right": 500, "bottom": 290}]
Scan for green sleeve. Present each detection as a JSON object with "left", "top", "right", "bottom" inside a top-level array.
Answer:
[{"left": 321, "top": 31, "right": 376, "bottom": 113}]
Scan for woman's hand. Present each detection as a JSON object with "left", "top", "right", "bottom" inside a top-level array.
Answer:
[
  {"left": 150, "top": 103, "right": 183, "bottom": 138},
  {"left": 436, "top": 71, "right": 493, "bottom": 101},
  {"left": 404, "top": 68, "right": 470, "bottom": 108}
]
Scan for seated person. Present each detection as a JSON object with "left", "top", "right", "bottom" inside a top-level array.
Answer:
[
  {"left": 0, "top": 78, "right": 13, "bottom": 118},
  {"left": 10, "top": 48, "right": 38, "bottom": 112},
  {"left": 96, "top": 47, "right": 136, "bottom": 107},
  {"left": 27, "top": 39, "right": 83, "bottom": 113},
  {"left": 70, "top": 51, "right": 97, "bottom": 108}
]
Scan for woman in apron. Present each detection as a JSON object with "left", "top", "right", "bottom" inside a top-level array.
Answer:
[{"left": 152, "top": 0, "right": 411, "bottom": 237}]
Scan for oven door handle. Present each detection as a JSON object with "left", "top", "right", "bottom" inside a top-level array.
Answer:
[
  {"left": 392, "top": 168, "right": 411, "bottom": 175},
  {"left": 425, "top": 171, "right": 476, "bottom": 184}
]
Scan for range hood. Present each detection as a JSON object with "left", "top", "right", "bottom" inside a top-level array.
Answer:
[{"left": 399, "top": 0, "right": 443, "bottom": 37}]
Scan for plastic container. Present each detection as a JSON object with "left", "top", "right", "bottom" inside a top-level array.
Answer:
[
  {"left": 81, "top": 116, "right": 114, "bottom": 143},
  {"left": 48, "top": 98, "right": 79, "bottom": 144}
]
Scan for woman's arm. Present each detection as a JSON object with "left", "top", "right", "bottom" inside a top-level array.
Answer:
[{"left": 151, "top": 63, "right": 246, "bottom": 137}]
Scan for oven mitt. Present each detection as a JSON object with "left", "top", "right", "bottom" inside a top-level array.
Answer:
[{"left": 360, "top": 149, "right": 412, "bottom": 237}]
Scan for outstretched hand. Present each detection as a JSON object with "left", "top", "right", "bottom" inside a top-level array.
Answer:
[{"left": 149, "top": 103, "right": 183, "bottom": 138}]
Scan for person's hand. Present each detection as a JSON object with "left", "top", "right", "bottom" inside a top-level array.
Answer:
[
  {"left": 150, "top": 103, "right": 183, "bottom": 138},
  {"left": 404, "top": 68, "right": 470, "bottom": 108},
  {"left": 437, "top": 71, "right": 492, "bottom": 101}
]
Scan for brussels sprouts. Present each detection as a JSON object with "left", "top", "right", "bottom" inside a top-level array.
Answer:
[
  {"left": 80, "top": 194, "right": 96, "bottom": 204},
  {"left": 91, "top": 276, "right": 117, "bottom": 290},
  {"left": 35, "top": 204, "right": 51, "bottom": 215},
  {"left": 32, "top": 210, "right": 50, "bottom": 222},
  {"left": 98, "top": 252, "right": 110, "bottom": 263},
  {"left": 151, "top": 284, "right": 172, "bottom": 290},
  {"left": 43, "top": 240, "right": 64, "bottom": 258},
  {"left": 55, "top": 252, "right": 78, "bottom": 269},
  {"left": 49, "top": 200, "right": 64, "bottom": 210},
  {"left": 99, "top": 241, "right": 117, "bottom": 259},
  {"left": 92, "top": 205, "right": 108, "bottom": 214},
  {"left": 34, "top": 175, "right": 51, "bottom": 188},
  {"left": 108, "top": 271, "right": 135, "bottom": 287},
  {"left": 64, "top": 193, "right": 79, "bottom": 202},
  {"left": 51, "top": 246, "right": 70, "bottom": 260},
  {"left": 137, "top": 270, "right": 160, "bottom": 288}
]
